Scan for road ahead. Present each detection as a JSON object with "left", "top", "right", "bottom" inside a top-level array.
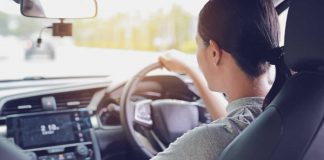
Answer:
[{"left": 0, "top": 46, "right": 197, "bottom": 81}]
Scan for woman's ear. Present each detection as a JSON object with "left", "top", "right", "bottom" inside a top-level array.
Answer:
[{"left": 208, "top": 40, "right": 223, "bottom": 66}]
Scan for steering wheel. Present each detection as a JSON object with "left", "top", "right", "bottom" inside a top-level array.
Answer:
[{"left": 120, "top": 62, "right": 200, "bottom": 158}]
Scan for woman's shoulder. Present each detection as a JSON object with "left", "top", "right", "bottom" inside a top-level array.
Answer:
[
  {"left": 205, "top": 97, "right": 264, "bottom": 135},
  {"left": 220, "top": 97, "right": 265, "bottom": 132},
  {"left": 226, "top": 97, "right": 264, "bottom": 114}
]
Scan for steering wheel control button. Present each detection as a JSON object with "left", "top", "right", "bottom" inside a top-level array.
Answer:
[
  {"left": 76, "top": 145, "right": 89, "bottom": 157},
  {"left": 134, "top": 100, "right": 153, "bottom": 127},
  {"left": 42, "top": 96, "right": 57, "bottom": 110}
]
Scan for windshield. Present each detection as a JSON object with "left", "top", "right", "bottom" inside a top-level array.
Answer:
[
  {"left": 0, "top": 0, "right": 286, "bottom": 81},
  {"left": 0, "top": 0, "right": 207, "bottom": 81}
]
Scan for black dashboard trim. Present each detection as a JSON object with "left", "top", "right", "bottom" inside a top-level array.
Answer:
[{"left": 0, "top": 82, "right": 110, "bottom": 115}]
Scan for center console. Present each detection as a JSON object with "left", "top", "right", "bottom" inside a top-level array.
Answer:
[{"left": 5, "top": 110, "right": 100, "bottom": 160}]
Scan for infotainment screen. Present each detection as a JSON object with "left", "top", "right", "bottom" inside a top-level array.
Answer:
[
  {"left": 19, "top": 114, "right": 76, "bottom": 149},
  {"left": 7, "top": 111, "right": 92, "bottom": 149}
]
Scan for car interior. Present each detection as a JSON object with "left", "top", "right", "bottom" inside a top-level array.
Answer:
[{"left": 0, "top": 0, "right": 323, "bottom": 160}]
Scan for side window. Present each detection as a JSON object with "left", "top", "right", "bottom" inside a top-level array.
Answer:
[{"left": 279, "top": 9, "right": 289, "bottom": 46}]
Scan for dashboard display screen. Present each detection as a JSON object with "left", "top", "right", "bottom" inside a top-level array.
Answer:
[
  {"left": 7, "top": 111, "right": 92, "bottom": 149},
  {"left": 6, "top": 111, "right": 93, "bottom": 150},
  {"left": 18, "top": 114, "right": 76, "bottom": 149}
]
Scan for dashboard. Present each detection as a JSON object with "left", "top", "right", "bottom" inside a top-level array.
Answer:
[{"left": 0, "top": 75, "right": 211, "bottom": 160}]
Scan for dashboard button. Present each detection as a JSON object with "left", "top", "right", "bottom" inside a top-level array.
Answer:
[
  {"left": 38, "top": 156, "right": 48, "bottom": 160},
  {"left": 48, "top": 155, "right": 59, "bottom": 160},
  {"left": 58, "top": 154, "right": 64, "bottom": 160},
  {"left": 48, "top": 148, "right": 64, "bottom": 154},
  {"left": 76, "top": 145, "right": 89, "bottom": 157},
  {"left": 41, "top": 96, "right": 57, "bottom": 110},
  {"left": 64, "top": 152, "right": 75, "bottom": 160},
  {"left": 25, "top": 151, "right": 37, "bottom": 160}
]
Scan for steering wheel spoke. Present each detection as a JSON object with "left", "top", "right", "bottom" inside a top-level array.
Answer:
[
  {"left": 133, "top": 123, "right": 166, "bottom": 152},
  {"left": 150, "top": 130, "right": 167, "bottom": 151},
  {"left": 132, "top": 99, "right": 167, "bottom": 152},
  {"left": 134, "top": 99, "right": 153, "bottom": 128}
]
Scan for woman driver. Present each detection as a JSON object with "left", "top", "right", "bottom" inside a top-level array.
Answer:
[{"left": 152, "top": 0, "right": 280, "bottom": 159}]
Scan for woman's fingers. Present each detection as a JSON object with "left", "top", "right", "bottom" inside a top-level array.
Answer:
[
  {"left": 158, "top": 55, "right": 188, "bottom": 74},
  {"left": 159, "top": 56, "right": 171, "bottom": 71}
]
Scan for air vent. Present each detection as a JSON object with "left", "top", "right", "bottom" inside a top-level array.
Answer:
[
  {"left": 1, "top": 88, "right": 103, "bottom": 116},
  {"left": 2, "top": 97, "right": 43, "bottom": 115},
  {"left": 55, "top": 89, "right": 97, "bottom": 109}
]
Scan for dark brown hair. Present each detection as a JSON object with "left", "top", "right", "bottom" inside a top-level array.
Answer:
[{"left": 198, "top": 0, "right": 280, "bottom": 78}]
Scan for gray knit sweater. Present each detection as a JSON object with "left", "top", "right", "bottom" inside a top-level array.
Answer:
[{"left": 151, "top": 97, "right": 264, "bottom": 160}]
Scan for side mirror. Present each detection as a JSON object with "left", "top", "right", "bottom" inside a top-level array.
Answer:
[{"left": 20, "top": 0, "right": 97, "bottom": 19}]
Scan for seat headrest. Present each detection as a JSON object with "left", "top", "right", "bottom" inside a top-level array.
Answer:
[{"left": 285, "top": 0, "right": 324, "bottom": 71}]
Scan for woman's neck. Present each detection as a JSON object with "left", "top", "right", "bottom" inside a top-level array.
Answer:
[{"left": 225, "top": 73, "right": 271, "bottom": 102}]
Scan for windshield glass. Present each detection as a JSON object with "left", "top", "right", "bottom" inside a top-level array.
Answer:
[
  {"left": 0, "top": 0, "right": 207, "bottom": 81},
  {"left": 0, "top": 0, "right": 286, "bottom": 81}
]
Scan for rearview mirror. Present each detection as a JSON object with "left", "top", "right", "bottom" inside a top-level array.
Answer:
[{"left": 20, "top": 0, "right": 97, "bottom": 19}]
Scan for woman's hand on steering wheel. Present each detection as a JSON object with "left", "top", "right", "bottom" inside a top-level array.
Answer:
[
  {"left": 159, "top": 55, "right": 191, "bottom": 75},
  {"left": 160, "top": 53, "right": 228, "bottom": 120}
]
